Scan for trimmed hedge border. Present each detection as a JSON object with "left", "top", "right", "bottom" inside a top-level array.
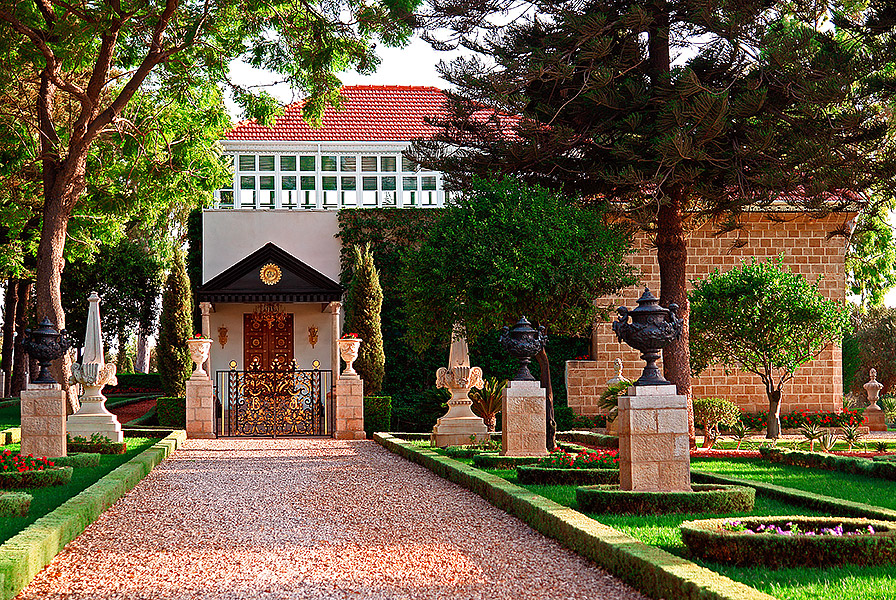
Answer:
[
  {"left": 472, "top": 452, "right": 542, "bottom": 470},
  {"left": 0, "top": 429, "right": 20, "bottom": 446},
  {"left": 557, "top": 430, "right": 619, "bottom": 448},
  {"left": 66, "top": 441, "right": 127, "bottom": 455},
  {"left": 0, "top": 493, "right": 31, "bottom": 518},
  {"left": 691, "top": 470, "right": 896, "bottom": 522},
  {"left": 49, "top": 454, "right": 101, "bottom": 468},
  {"left": 759, "top": 446, "right": 896, "bottom": 481},
  {"left": 577, "top": 484, "right": 755, "bottom": 515},
  {"left": 517, "top": 465, "right": 619, "bottom": 486},
  {"left": 681, "top": 516, "right": 896, "bottom": 568},
  {"left": 0, "top": 467, "right": 72, "bottom": 490},
  {"left": 375, "top": 433, "right": 773, "bottom": 600},
  {"left": 0, "top": 430, "right": 186, "bottom": 600}
]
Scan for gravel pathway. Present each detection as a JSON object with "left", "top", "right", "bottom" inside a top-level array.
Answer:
[{"left": 18, "top": 438, "right": 648, "bottom": 600}]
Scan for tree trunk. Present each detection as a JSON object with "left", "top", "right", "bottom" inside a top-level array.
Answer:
[
  {"left": 656, "top": 191, "right": 695, "bottom": 446},
  {"left": 10, "top": 280, "right": 32, "bottom": 396},
  {"left": 136, "top": 330, "right": 150, "bottom": 373},
  {"left": 1, "top": 280, "right": 18, "bottom": 397},
  {"left": 535, "top": 347, "right": 556, "bottom": 451},
  {"left": 766, "top": 388, "right": 782, "bottom": 439}
]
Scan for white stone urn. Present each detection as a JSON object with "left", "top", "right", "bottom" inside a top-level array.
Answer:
[
  {"left": 338, "top": 337, "right": 363, "bottom": 377},
  {"left": 186, "top": 337, "right": 213, "bottom": 379}
]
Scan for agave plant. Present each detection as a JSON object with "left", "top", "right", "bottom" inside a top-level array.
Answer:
[
  {"left": 469, "top": 377, "right": 508, "bottom": 432},
  {"left": 819, "top": 432, "right": 838, "bottom": 453},
  {"left": 881, "top": 395, "right": 896, "bottom": 425},
  {"left": 841, "top": 424, "right": 864, "bottom": 451},
  {"left": 799, "top": 423, "right": 824, "bottom": 452},
  {"left": 599, "top": 380, "right": 631, "bottom": 424},
  {"left": 730, "top": 421, "right": 752, "bottom": 450},
  {"left": 876, "top": 441, "right": 889, "bottom": 453}
]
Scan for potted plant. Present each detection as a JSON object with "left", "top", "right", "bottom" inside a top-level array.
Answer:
[
  {"left": 185, "top": 333, "right": 213, "bottom": 378},
  {"left": 337, "top": 333, "right": 363, "bottom": 376}
]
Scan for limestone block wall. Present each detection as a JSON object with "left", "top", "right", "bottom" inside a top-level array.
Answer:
[{"left": 570, "top": 212, "right": 852, "bottom": 417}]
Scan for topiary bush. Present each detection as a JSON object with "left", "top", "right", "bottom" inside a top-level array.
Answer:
[
  {"left": 681, "top": 516, "right": 896, "bottom": 568},
  {"left": 157, "top": 249, "right": 193, "bottom": 399},
  {"left": 104, "top": 372, "right": 162, "bottom": 395},
  {"left": 48, "top": 453, "right": 101, "bottom": 468},
  {"left": 0, "top": 491, "right": 32, "bottom": 517},
  {"left": 517, "top": 465, "right": 619, "bottom": 485},
  {"left": 472, "top": 452, "right": 541, "bottom": 470},
  {"left": 759, "top": 445, "right": 896, "bottom": 481},
  {"left": 364, "top": 395, "right": 391, "bottom": 437},
  {"left": 156, "top": 396, "right": 186, "bottom": 428},
  {"left": 343, "top": 243, "right": 385, "bottom": 395},
  {"left": 693, "top": 397, "right": 740, "bottom": 449},
  {"left": 0, "top": 466, "right": 73, "bottom": 489},
  {"left": 576, "top": 484, "right": 755, "bottom": 515}
]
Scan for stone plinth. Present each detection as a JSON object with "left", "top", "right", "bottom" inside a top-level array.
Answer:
[
  {"left": 66, "top": 393, "right": 123, "bottom": 443},
  {"left": 863, "top": 405, "right": 888, "bottom": 432},
  {"left": 334, "top": 374, "right": 365, "bottom": 440},
  {"left": 20, "top": 383, "right": 67, "bottom": 458},
  {"left": 186, "top": 375, "right": 215, "bottom": 439},
  {"left": 501, "top": 380, "right": 548, "bottom": 457},
  {"left": 618, "top": 385, "right": 690, "bottom": 492}
]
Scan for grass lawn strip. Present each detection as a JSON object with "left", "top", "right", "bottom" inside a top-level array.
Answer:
[
  {"left": 0, "top": 430, "right": 185, "bottom": 600},
  {"left": 376, "top": 433, "right": 771, "bottom": 600}
]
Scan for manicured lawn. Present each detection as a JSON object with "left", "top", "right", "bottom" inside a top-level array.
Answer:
[
  {"left": 0, "top": 437, "right": 158, "bottom": 545},
  {"left": 0, "top": 403, "right": 19, "bottom": 430}
]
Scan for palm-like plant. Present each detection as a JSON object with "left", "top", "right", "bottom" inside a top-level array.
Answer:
[
  {"left": 881, "top": 395, "right": 896, "bottom": 425},
  {"left": 599, "top": 381, "right": 631, "bottom": 425},
  {"left": 800, "top": 423, "right": 824, "bottom": 452},
  {"left": 819, "top": 432, "right": 838, "bottom": 453},
  {"left": 469, "top": 377, "right": 508, "bottom": 432},
  {"left": 842, "top": 424, "right": 864, "bottom": 451},
  {"left": 730, "top": 421, "right": 752, "bottom": 451}
]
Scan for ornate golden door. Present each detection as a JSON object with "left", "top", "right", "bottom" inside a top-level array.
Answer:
[{"left": 244, "top": 312, "right": 294, "bottom": 369}]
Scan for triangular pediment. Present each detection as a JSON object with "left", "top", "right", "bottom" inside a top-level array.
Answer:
[{"left": 197, "top": 243, "right": 343, "bottom": 303}]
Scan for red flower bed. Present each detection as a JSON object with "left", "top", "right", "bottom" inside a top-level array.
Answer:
[
  {"left": 536, "top": 448, "right": 620, "bottom": 469},
  {"left": 0, "top": 450, "right": 54, "bottom": 473}
]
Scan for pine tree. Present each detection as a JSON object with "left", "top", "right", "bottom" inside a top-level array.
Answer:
[
  {"left": 157, "top": 249, "right": 193, "bottom": 398},
  {"left": 343, "top": 244, "right": 385, "bottom": 395},
  {"left": 411, "top": 0, "right": 896, "bottom": 406}
]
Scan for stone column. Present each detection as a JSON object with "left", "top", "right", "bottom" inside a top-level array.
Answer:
[
  {"left": 334, "top": 373, "right": 365, "bottom": 439},
  {"left": 20, "top": 383, "right": 67, "bottom": 458},
  {"left": 618, "top": 385, "right": 690, "bottom": 492},
  {"left": 199, "top": 302, "right": 213, "bottom": 377},
  {"left": 328, "top": 301, "right": 342, "bottom": 375},
  {"left": 501, "top": 380, "right": 548, "bottom": 456},
  {"left": 186, "top": 371, "right": 215, "bottom": 439}
]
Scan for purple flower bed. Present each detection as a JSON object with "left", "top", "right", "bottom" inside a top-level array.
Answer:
[{"left": 722, "top": 519, "right": 877, "bottom": 537}]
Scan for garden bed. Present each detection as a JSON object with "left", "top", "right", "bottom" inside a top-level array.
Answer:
[
  {"left": 577, "top": 483, "right": 756, "bottom": 515},
  {"left": 0, "top": 466, "right": 72, "bottom": 490},
  {"left": 517, "top": 465, "right": 619, "bottom": 485},
  {"left": 67, "top": 440, "right": 127, "bottom": 455}
]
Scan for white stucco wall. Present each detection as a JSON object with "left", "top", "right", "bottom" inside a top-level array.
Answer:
[{"left": 202, "top": 210, "right": 342, "bottom": 283}]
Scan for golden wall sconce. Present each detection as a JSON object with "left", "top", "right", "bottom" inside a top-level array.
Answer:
[
  {"left": 308, "top": 325, "right": 319, "bottom": 348},
  {"left": 218, "top": 326, "right": 228, "bottom": 349}
]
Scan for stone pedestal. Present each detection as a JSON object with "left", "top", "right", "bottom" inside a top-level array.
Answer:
[
  {"left": 334, "top": 374, "right": 365, "bottom": 440},
  {"left": 186, "top": 375, "right": 215, "bottom": 439},
  {"left": 863, "top": 405, "right": 888, "bottom": 432},
  {"left": 430, "top": 400, "right": 489, "bottom": 447},
  {"left": 20, "top": 383, "right": 67, "bottom": 458},
  {"left": 66, "top": 394, "right": 123, "bottom": 443},
  {"left": 618, "top": 385, "right": 690, "bottom": 492},
  {"left": 501, "top": 380, "right": 548, "bottom": 456}
]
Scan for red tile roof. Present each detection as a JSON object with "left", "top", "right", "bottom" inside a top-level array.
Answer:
[{"left": 226, "top": 85, "right": 451, "bottom": 142}]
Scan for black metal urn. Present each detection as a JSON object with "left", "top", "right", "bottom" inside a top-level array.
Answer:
[
  {"left": 612, "top": 288, "right": 683, "bottom": 386},
  {"left": 499, "top": 317, "right": 547, "bottom": 381},
  {"left": 21, "top": 317, "right": 72, "bottom": 384}
]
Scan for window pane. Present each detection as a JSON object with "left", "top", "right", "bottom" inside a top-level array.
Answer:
[
  {"left": 258, "top": 155, "right": 275, "bottom": 171},
  {"left": 381, "top": 156, "right": 396, "bottom": 172},
  {"left": 402, "top": 177, "right": 417, "bottom": 191},
  {"left": 340, "top": 156, "right": 356, "bottom": 171},
  {"left": 239, "top": 155, "right": 255, "bottom": 171},
  {"left": 282, "top": 176, "right": 297, "bottom": 191},
  {"left": 382, "top": 176, "right": 396, "bottom": 191},
  {"left": 300, "top": 156, "right": 315, "bottom": 171},
  {"left": 300, "top": 176, "right": 316, "bottom": 190},
  {"left": 362, "top": 176, "right": 378, "bottom": 191},
  {"left": 240, "top": 176, "right": 255, "bottom": 189},
  {"left": 280, "top": 156, "right": 297, "bottom": 171},
  {"left": 341, "top": 176, "right": 356, "bottom": 190},
  {"left": 322, "top": 176, "right": 337, "bottom": 191},
  {"left": 219, "top": 190, "right": 234, "bottom": 207},
  {"left": 422, "top": 176, "right": 437, "bottom": 191},
  {"left": 401, "top": 156, "right": 418, "bottom": 172},
  {"left": 361, "top": 156, "right": 377, "bottom": 171},
  {"left": 259, "top": 176, "right": 275, "bottom": 190},
  {"left": 321, "top": 156, "right": 337, "bottom": 171}
]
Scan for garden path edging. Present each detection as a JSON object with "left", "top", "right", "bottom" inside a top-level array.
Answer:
[
  {"left": 375, "top": 433, "right": 773, "bottom": 600},
  {"left": 0, "top": 430, "right": 186, "bottom": 600}
]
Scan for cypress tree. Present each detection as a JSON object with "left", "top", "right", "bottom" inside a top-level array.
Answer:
[
  {"left": 157, "top": 249, "right": 193, "bottom": 398},
  {"left": 343, "top": 243, "right": 385, "bottom": 395}
]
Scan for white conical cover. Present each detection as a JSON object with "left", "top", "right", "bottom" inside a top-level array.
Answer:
[
  {"left": 447, "top": 323, "right": 470, "bottom": 368},
  {"left": 83, "top": 291, "right": 105, "bottom": 367}
]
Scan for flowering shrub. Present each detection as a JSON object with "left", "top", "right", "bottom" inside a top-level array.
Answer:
[
  {"left": 571, "top": 414, "right": 608, "bottom": 428},
  {"left": 341, "top": 333, "right": 360, "bottom": 339},
  {"left": 0, "top": 450, "right": 53, "bottom": 473},
  {"left": 535, "top": 448, "right": 619, "bottom": 469},
  {"left": 722, "top": 519, "right": 876, "bottom": 537},
  {"left": 737, "top": 409, "right": 865, "bottom": 430}
]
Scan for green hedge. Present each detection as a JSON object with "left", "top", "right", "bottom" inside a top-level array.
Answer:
[
  {"left": 681, "top": 516, "right": 896, "bottom": 568},
  {"left": 472, "top": 452, "right": 542, "bottom": 470},
  {"left": 759, "top": 446, "right": 896, "bottom": 481},
  {"left": 517, "top": 466, "right": 619, "bottom": 486},
  {"left": 156, "top": 397, "right": 185, "bottom": 428},
  {"left": 48, "top": 454, "right": 101, "bottom": 468},
  {"left": 67, "top": 441, "right": 127, "bottom": 455},
  {"left": 375, "top": 433, "right": 773, "bottom": 600},
  {"left": 0, "top": 467, "right": 72, "bottom": 490},
  {"left": 0, "top": 431, "right": 185, "bottom": 600},
  {"left": 364, "top": 396, "right": 391, "bottom": 438},
  {"left": 691, "top": 471, "right": 896, "bottom": 522},
  {"left": 0, "top": 493, "right": 31, "bottom": 518},
  {"left": 556, "top": 431, "right": 619, "bottom": 448},
  {"left": 103, "top": 372, "right": 162, "bottom": 395},
  {"left": 0, "top": 429, "right": 19, "bottom": 446},
  {"left": 577, "top": 484, "right": 755, "bottom": 515}
]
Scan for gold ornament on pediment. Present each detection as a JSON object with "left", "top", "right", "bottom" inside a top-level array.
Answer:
[
  {"left": 260, "top": 263, "right": 282, "bottom": 285},
  {"left": 251, "top": 302, "right": 287, "bottom": 328}
]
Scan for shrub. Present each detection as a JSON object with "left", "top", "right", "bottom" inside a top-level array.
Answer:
[
  {"left": 759, "top": 446, "right": 896, "bottom": 481},
  {"left": 48, "top": 453, "right": 101, "bottom": 468},
  {"left": 67, "top": 434, "right": 127, "bottom": 455},
  {"left": 472, "top": 452, "right": 541, "bottom": 469},
  {"left": 0, "top": 491, "right": 32, "bottom": 517},
  {"left": 681, "top": 516, "right": 896, "bottom": 568},
  {"left": 104, "top": 372, "right": 162, "bottom": 395},
  {"left": 364, "top": 395, "right": 391, "bottom": 437},
  {"left": 157, "top": 249, "right": 193, "bottom": 398},
  {"left": 343, "top": 243, "right": 385, "bottom": 395},
  {"left": 0, "top": 466, "right": 73, "bottom": 489},
  {"left": 156, "top": 397, "right": 186, "bottom": 428},
  {"left": 517, "top": 465, "right": 619, "bottom": 485},
  {"left": 599, "top": 380, "right": 630, "bottom": 424},
  {"left": 469, "top": 378, "right": 506, "bottom": 432},
  {"left": 576, "top": 484, "right": 756, "bottom": 514},
  {"left": 693, "top": 397, "right": 739, "bottom": 449},
  {"left": 534, "top": 448, "right": 619, "bottom": 469}
]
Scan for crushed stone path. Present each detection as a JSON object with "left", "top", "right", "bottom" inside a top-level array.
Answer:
[{"left": 18, "top": 438, "right": 648, "bottom": 600}]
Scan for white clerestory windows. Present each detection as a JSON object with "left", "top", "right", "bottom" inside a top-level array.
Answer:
[{"left": 216, "top": 150, "right": 444, "bottom": 210}]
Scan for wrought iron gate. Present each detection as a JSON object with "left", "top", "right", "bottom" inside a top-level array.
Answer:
[{"left": 216, "top": 359, "right": 333, "bottom": 436}]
